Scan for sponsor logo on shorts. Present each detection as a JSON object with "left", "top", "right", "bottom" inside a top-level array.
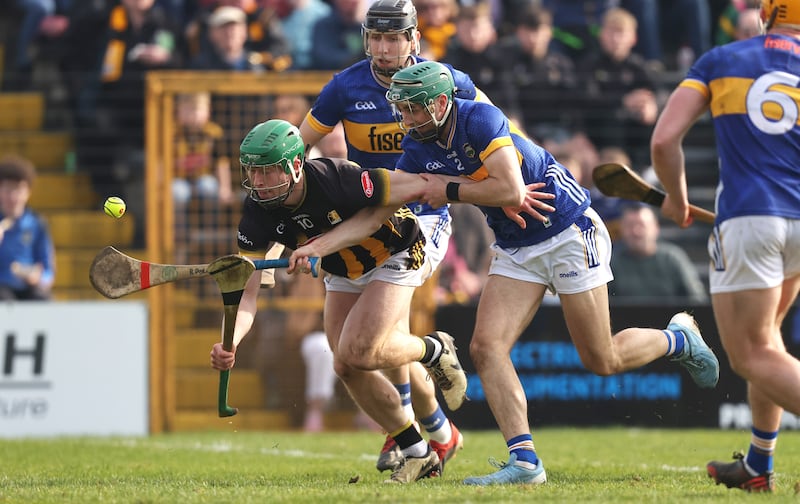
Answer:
[
  {"left": 381, "top": 262, "right": 401, "bottom": 271},
  {"left": 361, "top": 171, "right": 374, "bottom": 197},
  {"left": 559, "top": 271, "right": 579, "bottom": 279}
]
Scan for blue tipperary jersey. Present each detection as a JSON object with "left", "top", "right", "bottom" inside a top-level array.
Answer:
[
  {"left": 395, "top": 99, "right": 590, "bottom": 248},
  {"left": 0, "top": 209, "right": 55, "bottom": 290},
  {"left": 304, "top": 57, "right": 477, "bottom": 217},
  {"left": 682, "top": 34, "right": 800, "bottom": 222}
]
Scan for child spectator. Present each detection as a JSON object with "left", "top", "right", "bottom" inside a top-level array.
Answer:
[
  {"left": 172, "top": 92, "right": 233, "bottom": 263},
  {"left": 416, "top": 0, "right": 459, "bottom": 60},
  {"left": 0, "top": 155, "right": 55, "bottom": 301}
]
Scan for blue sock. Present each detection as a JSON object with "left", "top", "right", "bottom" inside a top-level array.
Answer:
[
  {"left": 419, "top": 406, "right": 447, "bottom": 433},
  {"left": 663, "top": 329, "right": 686, "bottom": 357},
  {"left": 394, "top": 382, "right": 412, "bottom": 408},
  {"left": 746, "top": 427, "right": 778, "bottom": 474},
  {"left": 419, "top": 406, "right": 451, "bottom": 443},
  {"left": 393, "top": 382, "right": 413, "bottom": 421},
  {"left": 507, "top": 434, "right": 538, "bottom": 466}
]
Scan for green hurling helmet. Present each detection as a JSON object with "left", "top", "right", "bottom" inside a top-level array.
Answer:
[
  {"left": 386, "top": 61, "right": 455, "bottom": 142},
  {"left": 239, "top": 120, "right": 305, "bottom": 207}
]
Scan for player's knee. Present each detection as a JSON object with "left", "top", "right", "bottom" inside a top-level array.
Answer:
[
  {"left": 578, "top": 352, "right": 618, "bottom": 376},
  {"left": 469, "top": 337, "right": 495, "bottom": 370},
  {"left": 338, "top": 342, "right": 378, "bottom": 370},
  {"left": 333, "top": 358, "right": 357, "bottom": 381}
]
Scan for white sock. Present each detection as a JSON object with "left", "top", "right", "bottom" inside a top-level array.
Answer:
[{"left": 401, "top": 439, "right": 429, "bottom": 458}]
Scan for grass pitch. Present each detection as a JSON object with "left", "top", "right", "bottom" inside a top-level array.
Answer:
[{"left": 2, "top": 428, "right": 800, "bottom": 503}]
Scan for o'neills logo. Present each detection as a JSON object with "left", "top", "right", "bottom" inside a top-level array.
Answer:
[{"left": 361, "top": 171, "right": 374, "bottom": 197}]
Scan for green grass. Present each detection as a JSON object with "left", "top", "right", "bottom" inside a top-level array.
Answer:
[{"left": 2, "top": 428, "right": 799, "bottom": 503}]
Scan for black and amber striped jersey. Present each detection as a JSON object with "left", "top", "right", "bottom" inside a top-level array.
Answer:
[{"left": 237, "top": 157, "right": 425, "bottom": 279}]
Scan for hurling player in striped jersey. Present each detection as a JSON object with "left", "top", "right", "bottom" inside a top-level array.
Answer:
[{"left": 298, "top": 0, "right": 488, "bottom": 474}]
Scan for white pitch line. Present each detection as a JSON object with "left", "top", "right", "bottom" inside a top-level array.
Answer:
[{"left": 97, "top": 437, "right": 377, "bottom": 462}]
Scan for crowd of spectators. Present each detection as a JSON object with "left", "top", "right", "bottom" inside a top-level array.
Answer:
[{"left": 1, "top": 0, "right": 760, "bottom": 285}]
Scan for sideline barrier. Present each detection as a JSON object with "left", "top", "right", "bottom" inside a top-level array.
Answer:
[
  {"left": 437, "top": 303, "right": 800, "bottom": 429},
  {"left": 0, "top": 302, "right": 148, "bottom": 437}
]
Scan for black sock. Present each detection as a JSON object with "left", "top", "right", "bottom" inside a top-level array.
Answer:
[
  {"left": 420, "top": 335, "right": 443, "bottom": 365},
  {"left": 393, "top": 424, "right": 426, "bottom": 451}
]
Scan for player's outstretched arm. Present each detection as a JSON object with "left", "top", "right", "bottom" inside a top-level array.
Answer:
[{"left": 288, "top": 206, "right": 401, "bottom": 273}]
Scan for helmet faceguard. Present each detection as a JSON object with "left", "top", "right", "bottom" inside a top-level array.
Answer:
[
  {"left": 386, "top": 61, "right": 455, "bottom": 142},
  {"left": 363, "top": 0, "right": 419, "bottom": 77},
  {"left": 239, "top": 120, "right": 305, "bottom": 208},
  {"left": 761, "top": 0, "right": 800, "bottom": 30}
]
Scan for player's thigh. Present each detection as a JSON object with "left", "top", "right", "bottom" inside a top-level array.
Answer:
[
  {"left": 473, "top": 275, "right": 545, "bottom": 353},
  {"left": 559, "top": 284, "right": 614, "bottom": 362},
  {"left": 712, "top": 287, "right": 785, "bottom": 357},
  {"left": 345, "top": 281, "right": 416, "bottom": 345},
  {"left": 324, "top": 290, "right": 359, "bottom": 353}
]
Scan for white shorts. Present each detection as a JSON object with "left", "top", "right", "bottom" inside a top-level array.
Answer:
[
  {"left": 324, "top": 247, "right": 432, "bottom": 293},
  {"left": 708, "top": 216, "right": 800, "bottom": 293},
  {"left": 488, "top": 207, "right": 614, "bottom": 295},
  {"left": 417, "top": 213, "right": 452, "bottom": 275}
]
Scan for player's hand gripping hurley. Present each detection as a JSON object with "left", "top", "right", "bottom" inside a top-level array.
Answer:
[
  {"left": 90, "top": 246, "right": 319, "bottom": 417},
  {"left": 592, "top": 162, "right": 715, "bottom": 224}
]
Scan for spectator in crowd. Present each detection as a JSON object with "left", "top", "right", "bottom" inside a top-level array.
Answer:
[
  {"left": 442, "top": 2, "right": 514, "bottom": 113},
  {"left": 173, "top": 92, "right": 233, "bottom": 207},
  {"left": 609, "top": 204, "right": 708, "bottom": 304},
  {"left": 189, "top": 6, "right": 262, "bottom": 70},
  {"left": 272, "top": 93, "right": 311, "bottom": 128},
  {"left": 309, "top": 0, "right": 367, "bottom": 70},
  {"left": 578, "top": 7, "right": 660, "bottom": 169},
  {"left": 5, "top": 0, "right": 72, "bottom": 90},
  {"left": 54, "top": 0, "right": 115, "bottom": 114},
  {"left": 543, "top": 0, "right": 606, "bottom": 62},
  {"left": 622, "top": 0, "right": 712, "bottom": 70},
  {"left": 172, "top": 92, "right": 233, "bottom": 262},
  {"left": 589, "top": 146, "right": 633, "bottom": 241},
  {"left": 275, "top": 0, "right": 332, "bottom": 69},
  {"left": 0, "top": 155, "right": 55, "bottom": 301},
  {"left": 76, "top": 0, "right": 180, "bottom": 248},
  {"left": 715, "top": 0, "right": 761, "bottom": 45},
  {"left": 544, "top": 0, "right": 712, "bottom": 70},
  {"left": 0, "top": 0, "right": 72, "bottom": 91},
  {"left": 188, "top": 5, "right": 272, "bottom": 186},
  {"left": 416, "top": 0, "right": 459, "bottom": 61},
  {"left": 185, "top": 0, "right": 292, "bottom": 70},
  {"left": 734, "top": 7, "right": 763, "bottom": 40},
  {"left": 503, "top": 5, "right": 583, "bottom": 153}
]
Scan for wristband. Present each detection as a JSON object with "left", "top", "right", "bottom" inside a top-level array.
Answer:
[{"left": 446, "top": 182, "right": 461, "bottom": 202}]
